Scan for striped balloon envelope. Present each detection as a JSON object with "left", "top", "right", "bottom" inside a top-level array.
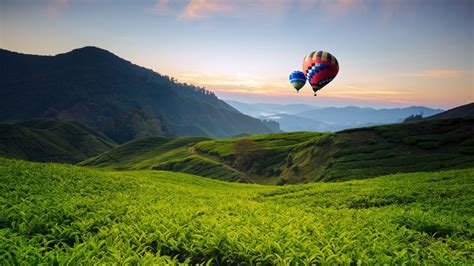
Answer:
[
  {"left": 302, "top": 51, "right": 339, "bottom": 96},
  {"left": 289, "top": 71, "right": 306, "bottom": 92}
]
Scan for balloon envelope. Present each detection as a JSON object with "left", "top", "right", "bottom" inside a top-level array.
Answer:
[
  {"left": 302, "top": 51, "right": 339, "bottom": 95},
  {"left": 289, "top": 71, "right": 306, "bottom": 92}
]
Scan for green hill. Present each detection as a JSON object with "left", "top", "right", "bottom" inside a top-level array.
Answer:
[
  {"left": 80, "top": 136, "right": 245, "bottom": 182},
  {"left": 0, "top": 119, "right": 115, "bottom": 163},
  {"left": 1, "top": 157, "right": 472, "bottom": 264},
  {"left": 84, "top": 117, "right": 474, "bottom": 184},
  {"left": 195, "top": 117, "right": 474, "bottom": 184}
]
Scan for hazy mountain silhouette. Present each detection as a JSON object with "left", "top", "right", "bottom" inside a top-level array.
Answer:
[
  {"left": 0, "top": 47, "right": 275, "bottom": 143},
  {"left": 226, "top": 100, "right": 444, "bottom": 132}
]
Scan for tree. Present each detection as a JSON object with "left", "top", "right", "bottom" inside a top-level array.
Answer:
[
  {"left": 403, "top": 113, "right": 423, "bottom": 123},
  {"left": 233, "top": 139, "right": 265, "bottom": 170}
]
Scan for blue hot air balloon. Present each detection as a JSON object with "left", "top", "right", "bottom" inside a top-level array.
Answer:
[{"left": 289, "top": 71, "right": 306, "bottom": 93}]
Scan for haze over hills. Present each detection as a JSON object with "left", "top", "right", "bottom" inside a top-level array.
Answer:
[
  {"left": 0, "top": 47, "right": 276, "bottom": 143},
  {"left": 226, "top": 100, "right": 443, "bottom": 132}
]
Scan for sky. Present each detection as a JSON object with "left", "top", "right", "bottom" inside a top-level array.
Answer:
[{"left": 1, "top": 0, "right": 473, "bottom": 109}]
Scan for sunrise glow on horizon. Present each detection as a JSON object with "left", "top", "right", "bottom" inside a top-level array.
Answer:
[{"left": 1, "top": 0, "right": 473, "bottom": 109}]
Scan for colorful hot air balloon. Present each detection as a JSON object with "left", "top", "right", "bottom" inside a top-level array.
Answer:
[
  {"left": 302, "top": 51, "right": 339, "bottom": 96},
  {"left": 289, "top": 71, "right": 306, "bottom": 93}
]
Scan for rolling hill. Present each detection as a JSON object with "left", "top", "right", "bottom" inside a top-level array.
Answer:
[
  {"left": 0, "top": 119, "right": 115, "bottom": 163},
  {"left": 0, "top": 47, "right": 275, "bottom": 143},
  {"left": 82, "top": 117, "right": 474, "bottom": 184},
  {"left": 1, "top": 157, "right": 472, "bottom": 264},
  {"left": 423, "top": 102, "right": 474, "bottom": 120},
  {"left": 80, "top": 136, "right": 245, "bottom": 182}
]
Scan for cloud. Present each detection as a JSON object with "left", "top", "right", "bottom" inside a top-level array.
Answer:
[
  {"left": 178, "top": 0, "right": 232, "bottom": 20},
  {"left": 47, "top": 0, "right": 68, "bottom": 16},
  {"left": 178, "top": 72, "right": 266, "bottom": 89},
  {"left": 153, "top": 0, "right": 372, "bottom": 20},
  {"left": 302, "top": 0, "right": 366, "bottom": 15},
  {"left": 153, "top": 0, "right": 170, "bottom": 12},
  {"left": 402, "top": 70, "right": 464, "bottom": 78}
]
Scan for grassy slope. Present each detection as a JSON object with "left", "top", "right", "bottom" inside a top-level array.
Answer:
[
  {"left": 81, "top": 118, "right": 474, "bottom": 184},
  {"left": 423, "top": 102, "right": 474, "bottom": 120},
  {"left": 194, "top": 117, "right": 474, "bottom": 184},
  {"left": 0, "top": 158, "right": 472, "bottom": 264},
  {"left": 0, "top": 119, "right": 115, "bottom": 163},
  {"left": 80, "top": 136, "right": 244, "bottom": 182}
]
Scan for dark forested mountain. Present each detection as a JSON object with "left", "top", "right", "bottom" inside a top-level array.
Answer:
[
  {"left": 0, "top": 119, "right": 115, "bottom": 163},
  {"left": 0, "top": 47, "right": 274, "bottom": 143}
]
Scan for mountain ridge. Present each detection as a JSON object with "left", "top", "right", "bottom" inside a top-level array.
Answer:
[
  {"left": 226, "top": 100, "right": 444, "bottom": 132},
  {"left": 0, "top": 47, "right": 275, "bottom": 143}
]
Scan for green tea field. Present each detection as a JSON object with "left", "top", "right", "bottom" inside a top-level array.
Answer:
[
  {"left": 1, "top": 158, "right": 472, "bottom": 264},
  {"left": 83, "top": 117, "right": 474, "bottom": 184}
]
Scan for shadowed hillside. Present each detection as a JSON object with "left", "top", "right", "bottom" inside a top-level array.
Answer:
[
  {"left": 82, "top": 117, "right": 474, "bottom": 184},
  {"left": 423, "top": 102, "right": 474, "bottom": 120},
  {"left": 0, "top": 47, "right": 275, "bottom": 143},
  {"left": 0, "top": 119, "right": 115, "bottom": 163}
]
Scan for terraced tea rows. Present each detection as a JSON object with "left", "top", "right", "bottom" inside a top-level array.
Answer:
[{"left": 1, "top": 158, "right": 472, "bottom": 264}]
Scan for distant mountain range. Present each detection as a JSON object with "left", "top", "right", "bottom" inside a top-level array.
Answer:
[
  {"left": 226, "top": 100, "right": 444, "bottom": 132},
  {"left": 0, "top": 47, "right": 276, "bottom": 143}
]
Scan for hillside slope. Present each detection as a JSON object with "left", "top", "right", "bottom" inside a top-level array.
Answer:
[
  {"left": 423, "top": 102, "right": 474, "bottom": 120},
  {"left": 0, "top": 119, "right": 115, "bottom": 163},
  {"left": 0, "top": 47, "right": 274, "bottom": 143},
  {"left": 196, "top": 117, "right": 474, "bottom": 184},
  {"left": 80, "top": 136, "right": 244, "bottom": 181},
  {"left": 1, "top": 158, "right": 472, "bottom": 264},
  {"left": 84, "top": 117, "right": 474, "bottom": 184}
]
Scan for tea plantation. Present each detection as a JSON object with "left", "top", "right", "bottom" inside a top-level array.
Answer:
[
  {"left": 82, "top": 118, "right": 474, "bottom": 184},
  {"left": 1, "top": 158, "right": 472, "bottom": 264}
]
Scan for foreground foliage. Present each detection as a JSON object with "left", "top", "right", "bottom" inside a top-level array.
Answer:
[{"left": 1, "top": 158, "right": 473, "bottom": 264}]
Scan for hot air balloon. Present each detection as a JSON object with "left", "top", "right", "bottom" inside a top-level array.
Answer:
[
  {"left": 302, "top": 51, "right": 339, "bottom": 96},
  {"left": 289, "top": 70, "right": 306, "bottom": 93}
]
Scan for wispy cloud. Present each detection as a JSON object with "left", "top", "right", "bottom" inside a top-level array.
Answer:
[
  {"left": 153, "top": 0, "right": 170, "bottom": 12},
  {"left": 47, "top": 0, "right": 68, "bottom": 16},
  {"left": 153, "top": 0, "right": 369, "bottom": 20},
  {"left": 178, "top": 0, "right": 232, "bottom": 20},
  {"left": 401, "top": 70, "right": 464, "bottom": 78},
  {"left": 178, "top": 72, "right": 266, "bottom": 89},
  {"left": 303, "top": 0, "right": 366, "bottom": 15}
]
